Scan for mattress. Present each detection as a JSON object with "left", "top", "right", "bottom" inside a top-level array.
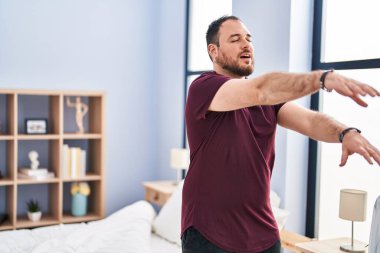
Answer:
[{"left": 150, "top": 233, "right": 181, "bottom": 253}]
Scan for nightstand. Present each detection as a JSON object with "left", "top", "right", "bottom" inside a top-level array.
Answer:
[
  {"left": 142, "top": 180, "right": 177, "bottom": 207},
  {"left": 296, "top": 238, "right": 368, "bottom": 253}
]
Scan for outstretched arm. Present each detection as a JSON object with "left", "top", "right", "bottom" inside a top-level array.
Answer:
[
  {"left": 277, "top": 102, "right": 380, "bottom": 166},
  {"left": 66, "top": 97, "right": 74, "bottom": 107},
  {"left": 209, "top": 70, "right": 380, "bottom": 112}
]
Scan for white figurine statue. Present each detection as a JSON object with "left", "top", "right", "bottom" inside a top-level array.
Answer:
[
  {"left": 66, "top": 97, "right": 89, "bottom": 134},
  {"left": 29, "top": 150, "right": 40, "bottom": 170}
]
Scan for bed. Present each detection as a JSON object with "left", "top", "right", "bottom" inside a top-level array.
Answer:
[{"left": 0, "top": 181, "right": 291, "bottom": 253}]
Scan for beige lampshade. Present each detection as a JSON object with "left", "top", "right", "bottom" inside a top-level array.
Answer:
[
  {"left": 170, "top": 148, "right": 190, "bottom": 170},
  {"left": 339, "top": 189, "right": 367, "bottom": 222}
]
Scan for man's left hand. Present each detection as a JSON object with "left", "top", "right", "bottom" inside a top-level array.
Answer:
[{"left": 340, "top": 131, "right": 380, "bottom": 166}]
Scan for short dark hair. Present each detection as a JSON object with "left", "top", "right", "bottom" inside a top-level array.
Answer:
[{"left": 206, "top": 15, "right": 240, "bottom": 47}]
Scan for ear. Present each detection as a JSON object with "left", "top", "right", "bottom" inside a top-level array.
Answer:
[{"left": 208, "top": 44, "right": 218, "bottom": 62}]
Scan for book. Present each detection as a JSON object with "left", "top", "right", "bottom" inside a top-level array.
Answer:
[
  {"left": 70, "top": 148, "right": 78, "bottom": 179},
  {"left": 61, "top": 144, "right": 69, "bottom": 178},
  {"left": 19, "top": 168, "right": 48, "bottom": 176},
  {"left": 18, "top": 172, "right": 54, "bottom": 180},
  {"left": 75, "top": 147, "right": 82, "bottom": 178},
  {"left": 62, "top": 146, "right": 87, "bottom": 179},
  {"left": 81, "top": 149, "right": 86, "bottom": 177}
]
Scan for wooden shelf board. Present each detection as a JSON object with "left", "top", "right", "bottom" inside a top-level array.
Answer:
[
  {"left": 63, "top": 174, "right": 101, "bottom": 182},
  {"left": 0, "top": 179, "right": 14, "bottom": 186},
  {"left": 16, "top": 216, "right": 58, "bottom": 229},
  {"left": 63, "top": 133, "right": 102, "bottom": 139},
  {"left": 62, "top": 213, "right": 101, "bottom": 223},
  {"left": 0, "top": 89, "right": 104, "bottom": 96},
  {"left": 17, "top": 178, "right": 60, "bottom": 185},
  {"left": 0, "top": 89, "right": 14, "bottom": 94},
  {"left": 0, "top": 220, "right": 13, "bottom": 231},
  {"left": 17, "top": 134, "right": 60, "bottom": 140},
  {"left": 61, "top": 91, "right": 105, "bottom": 96},
  {"left": 0, "top": 135, "right": 14, "bottom": 140}
]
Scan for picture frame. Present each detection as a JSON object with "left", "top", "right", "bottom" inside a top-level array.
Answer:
[{"left": 25, "top": 119, "right": 48, "bottom": 134}]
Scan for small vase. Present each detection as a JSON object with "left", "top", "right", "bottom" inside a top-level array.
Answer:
[
  {"left": 27, "top": 211, "right": 42, "bottom": 222},
  {"left": 71, "top": 193, "right": 88, "bottom": 217}
]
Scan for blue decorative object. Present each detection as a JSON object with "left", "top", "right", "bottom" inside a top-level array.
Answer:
[{"left": 71, "top": 193, "right": 87, "bottom": 216}]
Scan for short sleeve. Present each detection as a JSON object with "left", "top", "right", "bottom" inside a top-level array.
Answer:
[
  {"left": 274, "top": 102, "right": 286, "bottom": 116},
  {"left": 186, "top": 72, "right": 230, "bottom": 120}
]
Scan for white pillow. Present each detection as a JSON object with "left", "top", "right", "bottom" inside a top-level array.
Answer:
[
  {"left": 152, "top": 181, "right": 290, "bottom": 245},
  {"left": 152, "top": 180, "right": 183, "bottom": 245}
]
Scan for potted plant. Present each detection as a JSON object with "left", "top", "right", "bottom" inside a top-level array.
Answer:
[{"left": 26, "top": 199, "right": 42, "bottom": 222}]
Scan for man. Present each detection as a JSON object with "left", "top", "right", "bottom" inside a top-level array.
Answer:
[{"left": 181, "top": 15, "right": 380, "bottom": 253}]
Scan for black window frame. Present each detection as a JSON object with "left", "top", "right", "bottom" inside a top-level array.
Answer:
[{"left": 306, "top": 0, "right": 380, "bottom": 238}]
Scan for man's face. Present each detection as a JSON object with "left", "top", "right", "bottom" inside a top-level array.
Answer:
[{"left": 213, "top": 20, "right": 254, "bottom": 77}]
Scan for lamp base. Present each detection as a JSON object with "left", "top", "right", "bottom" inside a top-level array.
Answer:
[{"left": 340, "top": 245, "right": 366, "bottom": 253}]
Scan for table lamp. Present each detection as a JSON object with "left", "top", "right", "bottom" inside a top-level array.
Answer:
[
  {"left": 339, "top": 189, "right": 367, "bottom": 253},
  {"left": 170, "top": 148, "right": 190, "bottom": 184}
]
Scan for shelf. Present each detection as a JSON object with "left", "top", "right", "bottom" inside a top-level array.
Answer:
[
  {"left": 62, "top": 212, "right": 101, "bottom": 223},
  {"left": 63, "top": 173, "right": 101, "bottom": 182},
  {"left": 63, "top": 133, "right": 102, "bottom": 139},
  {"left": 0, "top": 220, "right": 13, "bottom": 231},
  {"left": 16, "top": 215, "right": 58, "bottom": 229},
  {"left": 0, "top": 179, "right": 13, "bottom": 186},
  {"left": 0, "top": 89, "right": 105, "bottom": 230},
  {"left": 0, "top": 135, "right": 13, "bottom": 140},
  {"left": 16, "top": 177, "right": 60, "bottom": 185},
  {"left": 17, "top": 134, "right": 60, "bottom": 140}
]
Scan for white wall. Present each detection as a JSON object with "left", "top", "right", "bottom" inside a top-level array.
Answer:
[
  {"left": 0, "top": 0, "right": 161, "bottom": 215},
  {"left": 155, "top": 0, "right": 187, "bottom": 180},
  {"left": 0, "top": 0, "right": 316, "bottom": 227},
  {"left": 233, "top": 0, "right": 314, "bottom": 235}
]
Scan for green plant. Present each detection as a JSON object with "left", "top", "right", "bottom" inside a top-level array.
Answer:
[{"left": 26, "top": 199, "right": 40, "bottom": 213}]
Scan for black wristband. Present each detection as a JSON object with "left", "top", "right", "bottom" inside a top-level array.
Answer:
[
  {"left": 320, "top": 69, "right": 334, "bottom": 92},
  {"left": 339, "top": 127, "right": 361, "bottom": 143}
]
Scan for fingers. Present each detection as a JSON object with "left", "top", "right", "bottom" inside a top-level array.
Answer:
[
  {"left": 330, "top": 73, "right": 380, "bottom": 106},
  {"left": 355, "top": 80, "right": 380, "bottom": 96},
  {"left": 347, "top": 79, "right": 366, "bottom": 96},
  {"left": 351, "top": 95, "right": 368, "bottom": 107},
  {"left": 341, "top": 136, "right": 380, "bottom": 166},
  {"left": 368, "top": 146, "right": 380, "bottom": 166},
  {"left": 340, "top": 148, "right": 349, "bottom": 167},
  {"left": 357, "top": 147, "right": 374, "bottom": 165}
]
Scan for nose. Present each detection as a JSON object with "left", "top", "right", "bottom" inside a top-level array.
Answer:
[{"left": 242, "top": 40, "right": 253, "bottom": 52}]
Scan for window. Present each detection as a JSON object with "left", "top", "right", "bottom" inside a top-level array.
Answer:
[
  {"left": 322, "top": 0, "right": 380, "bottom": 62},
  {"left": 308, "top": 0, "right": 380, "bottom": 241},
  {"left": 188, "top": 0, "right": 232, "bottom": 72},
  {"left": 182, "top": 0, "right": 232, "bottom": 148}
]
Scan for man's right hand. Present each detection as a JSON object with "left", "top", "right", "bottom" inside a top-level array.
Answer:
[{"left": 324, "top": 71, "right": 380, "bottom": 107}]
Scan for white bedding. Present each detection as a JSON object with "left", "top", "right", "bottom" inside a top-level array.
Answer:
[
  {"left": 0, "top": 201, "right": 156, "bottom": 253},
  {"left": 150, "top": 233, "right": 181, "bottom": 253},
  {"left": 0, "top": 187, "right": 289, "bottom": 253}
]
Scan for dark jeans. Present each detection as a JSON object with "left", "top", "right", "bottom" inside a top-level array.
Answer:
[{"left": 182, "top": 227, "right": 281, "bottom": 253}]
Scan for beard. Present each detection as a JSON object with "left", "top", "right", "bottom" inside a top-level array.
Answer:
[{"left": 215, "top": 50, "right": 254, "bottom": 77}]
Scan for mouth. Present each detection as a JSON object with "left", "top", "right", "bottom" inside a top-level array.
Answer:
[
  {"left": 240, "top": 52, "right": 252, "bottom": 60},
  {"left": 240, "top": 53, "right": 252, "bottom": 64}
]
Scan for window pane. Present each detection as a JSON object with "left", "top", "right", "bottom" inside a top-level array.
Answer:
[
  {"left": 322, "top": 0, "right": 380, "bottom": 62},
  {"left": 188, "top": 0, "right": 232, "bottom": 71},
  {"left": 186, "top": 74, "right": 200, "bottom": 97},
  {"left": 317, "top": 68, "right": 380, "bottom": 240}
]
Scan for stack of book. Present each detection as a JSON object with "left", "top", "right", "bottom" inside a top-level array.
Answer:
[
  {"left": 61, "top": 144, "right": 87, "bottom": 179},
  {"left": 18, "top": 168, "right": 54, "bottom": 180}
]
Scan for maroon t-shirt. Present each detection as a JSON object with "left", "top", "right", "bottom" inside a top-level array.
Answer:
[{"left": 182, "top": 71, "right": 284, "bottom": 252}]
